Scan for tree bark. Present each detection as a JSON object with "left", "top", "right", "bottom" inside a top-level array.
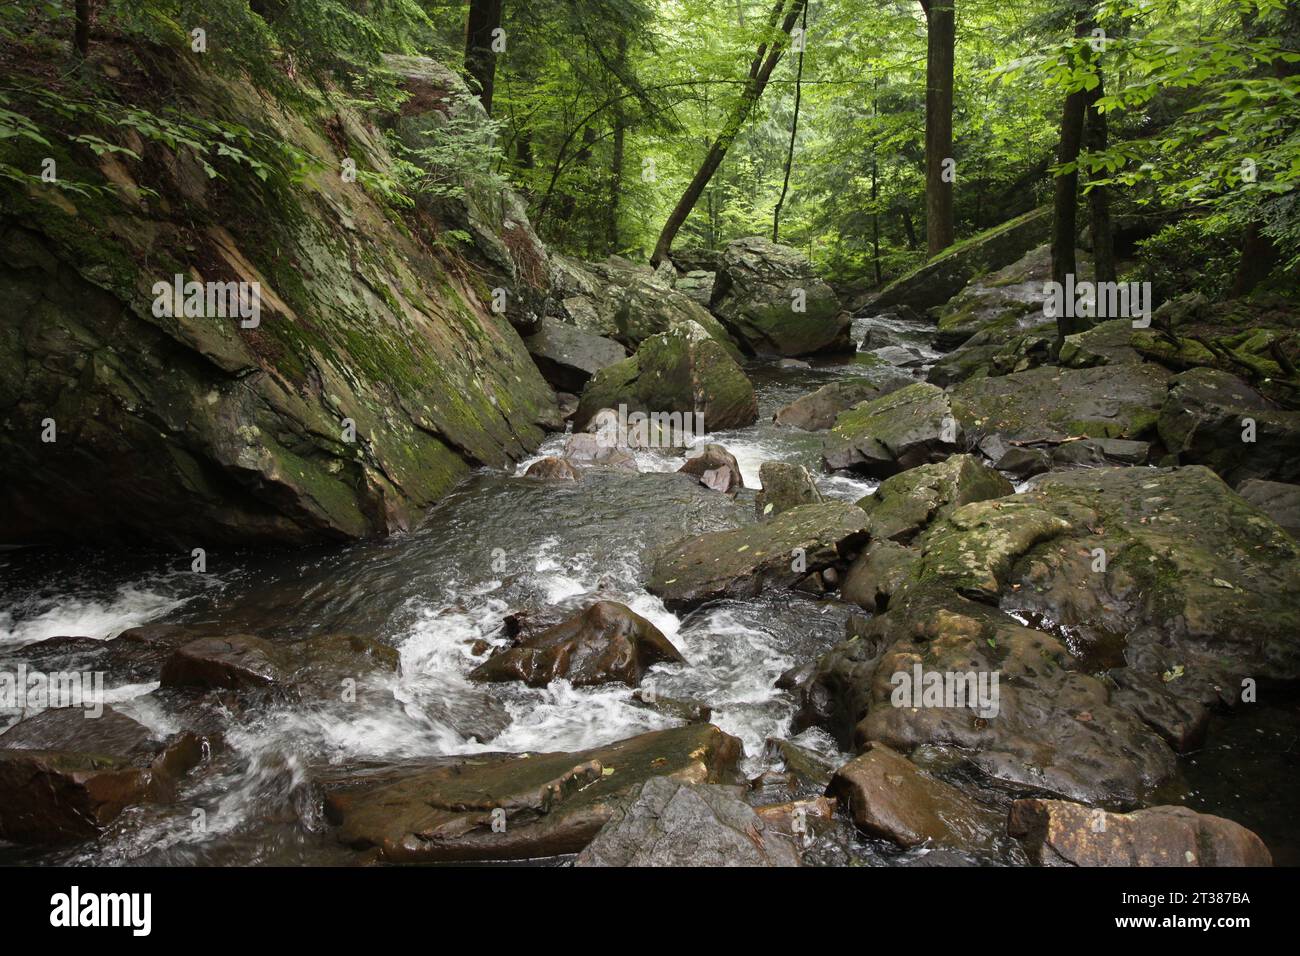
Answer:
[
  {"left": 772, "top": 0, "right": 808, "bottom": 242},
  {"left": 608, "top": 35, "right": 628, "bottom": 254},
  {"left": 464, "top": 0, "right": 504, "bottom": 115},
  {"left": 74, "top": 0, "right": 91, "bottom": 58},
  {"left": 1084, "top": 72, "right": 1115, "bottom": 284},
  {"left": 1052, "top": 19, "right": 1092, "bottom": 341},
  {"left": 651, "top": 0, "right": 807, "bottom": 265},
  {"left": 920, "top": 0, "right": 956, "bottom": 257}
]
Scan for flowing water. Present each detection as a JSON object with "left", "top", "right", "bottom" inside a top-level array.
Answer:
[{"left": 2, "top": 316, "right": 1295, "bottom": 866}]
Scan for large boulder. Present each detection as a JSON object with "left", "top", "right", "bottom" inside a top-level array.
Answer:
[
  {"left": 1157, "top": 367, "right": 1300, "bottom": 484},
  {"left": 1236, "top": 478, "right": 1300, "bottom": 537},
  {"left": 574, "top": 321, "right": 758, "bottom": 433},
  {"left": 575, "top": 776, "right": 800, "bottom": 866},
  {"left": 649, "top": 501, "right": 869, "bottom": 612},
  {"left": 323, "top": 724, "right": 743, "bottom": 862},
  {"left": 869, "top": 207, "right": 1051, "bottom": 315},
  {"left": 711, "top": 236, "right": 846, "bottom": 356},
  {"left": 469, "top": 601, "right": 684, "bottom": 688},
  {"left": 822, "top": 382, "right": 962, "bottom": 477},
  {"left": 523, "top": 316, "right": 627, "bottom": 392},
  {"left": 0, "top": 706, "right": 208, "bottom": 843},
  {"left": 1009, "top": 799, "right": 1272, "bottom": 867},
  {"left": 855, "top": 454, "right": 1013, "bottom": 543},
  {"left": 773, "top": 374, "right": 913, "bottom": 431},
  {"left": 0, "top": 54, "right": 558, "bottom": 547},
  {"left": 951, "top": 363, "right": 1170, "bottom": 444}
]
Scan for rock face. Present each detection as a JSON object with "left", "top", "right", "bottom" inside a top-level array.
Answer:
[
  {"left": 1237, "top": 478, "right": 1300, "bottom": 537},
  {"left": 823, "top": 382, "right": 961, "bottom": 477},
  {"left": 523, "top": 316, "right": 627, "bottom": 392},
  {"left": 469, "top": 601, "right": 684, "bottom": 688},
  {"left": 0, "top": 707, "right": 207, "bottom": 843},
  {"left": 1157, "top": 367, "right": 1300, "bottom": 484},
  {"left": 951, "top": 363, "right": 1169, "bottom": 444},
  {"left": 1008, "top": 799, "right": 1273, "bottom": 867},
  {"left": 755, "top": 462, "right": 824, "bottom": 518},
  {"left": 711, "top": 236, "right": 846, "bottom": 356},
  {"left": 855, "top": 454, "right": 1013, "bottom": 543},
  {"left": 0, "top": 53, "right": 557, "bottom": 547},
  {"left": 323, "top": 724, "right": 743, "bottom": 862},
  {"left": 773, "top": 375, "right": 912, "bottom": 431},
  {"left": 649, "top": 501, "right": 869, "bottom": 612},
  {"left": 574, "top": 321, "right": 758, "bottom": 433},
  {"left": 869, "top": 207, "right": 1051, "bottom": 315},
  {"left": 827, "top": 742, "right": 996, "bottom": 849},
  {"left": 575, "top": 777, "right": 800, "bottom": 867}
]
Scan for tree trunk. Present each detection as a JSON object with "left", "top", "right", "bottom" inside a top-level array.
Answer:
[
  {"left": 1052, "top": 19, "right": 1091, "bottom": 341},
  {"left": 651, "top": 0, "right": 807, "bottom": 265},
  {"left": 1084, "top": 72, "right": 1115, "bottom": 284},
  {"left": 872, "top": 156, "right": 882, "bottom": 285},
  {"left": 74, "top": 0, "right": 91, "bottom": 58},
  {"left": 464, "top": 0, "right": 504, "bottom": 115},
  {"left": 1231, "top": 222, "right": 1279, "bottom": 297},
  {"left": 901, "top": 208, "right": 917, "bottom": 250},
  {"left": 920, "top": 0, "right": 955, "bottom": 258},
  {"left": 772, "top": 0, "right": 808, "bottom": 242},
  {"left": 608, "top": 35, "right": 627, "bottom": 255}
]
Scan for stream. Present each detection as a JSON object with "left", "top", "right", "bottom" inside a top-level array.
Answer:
[{"left": 2, "top": 315, "right": 1297, "bottom": 867}]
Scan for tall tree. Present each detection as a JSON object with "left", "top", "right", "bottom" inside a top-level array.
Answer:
[
  {"left": 74, "top": 0, "right": 91, "bottom": 57},
  {"left": 1083, "top": 72, "right": 1115, "bottom": 284},
  {"left": 772, "top": 0, "right": 808, "bottom": 242},
  {"left": 650, "top": 0, "right": 808, "bottom": 265},
  {"left": 920, "top": 0, "right": 955, "bottom": 257},
  {"left": 1051, "top": 15, "right": 1092, "bottom": 341},
  {"left": 465, "top": 0, "right": 505, "bottom": 115}
]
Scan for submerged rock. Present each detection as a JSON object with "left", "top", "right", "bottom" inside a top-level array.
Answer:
[
  {"left": 574, "top": 321, "right": 758, "bottom": 433},
  {"left": 575, "top": 776, "right": 800, "bottom": 866},
  {"left": 469, "top": 601, "right": 684, "bottom": 688},
  {"left": 711, "top": 236, "right": 846, "bottom": 356},
  {"left": 0, "top": 706, "right": 208, "bottom": 843},
  {"left": 323, "top": 724, "right": 743, "bottom": 862},
  {"left": 1008, "top": 799, "right": 1272, "bottom": 867},
  {"left": 649, "top": 501, "right": 868, "bottom": 612}
]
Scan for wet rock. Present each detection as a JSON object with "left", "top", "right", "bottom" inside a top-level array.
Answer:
[
  {"left": 523, "top": 316, "right": 628, "bottom": 393},
  {"left": 952, "top": 363, "right": 1170, "bottom": 444},
  {"left": 575, "top": 776, "right": 801, "bottom": 866},
  {"left": 869, "top": 207, "right": 1051, "bottom": 315},
  {"left": 574, "top": 322, "right": 758, "bottom": 433},
  {"left": 630, "top": 690, "right": 712, "bottom": 724},
  {"left": 822, "top": 382, "right": 962, "bottom": 477},
  {"left": 524, "top": 456, "right": 581, "bottom": 481},
  {"left": 839, "top": 541, "right": 918, "bottom": 613},
  {"left": 285, "top": 633, "right": 400, "bottom": 701},
  {"left": 160, "top": 635, "right": 288, "bottom": 693},
  {"left": 323, "top": 723, "right": 744, "bottom": 862},
  {"left": 793, "top": 584, "right": 1178, "bottom": 804},
  {"left": 755, "top": 462, "right": 824, "bottom": 518},
  {"left": 711, "top": 236, "right": 845, "bottom": 356},
  {"left": 856, "top": 454, "right": 1013, "bottom": 543},
  {"left": 1008, "top": 799, "right": 1273, "bottom": 867},
  {"left": 1157, "top": 367, "right": 1300, "bottom": 484},
  {"left": 469, "top": 601, "right": 684, "bottom": 688},
  {"left": 1236, "top": 478, "right": 1300, "bottom": 537},
  {"left": 561, "top": 433, "right": 638, "bottom": 471},
  {"left": 773, "top": 375, "right": 912, "bottom": 431},
  {"left": 648, "top": 501, "right": 869, "bottom": 612},
  {"left": 0, "top": 706, "right": 208, "bottom": 843},
  {"left": 678, "top": 444, "right": 744, "bottom": 494},
  {"left": 753, "top": 795, "right": 837, "bottom": 843},
  {"left": 827, "top": 742, "right": 997, "bottom": 849},
  {"left": 762, "top": 738, "right": 836, "bottom": 793}
]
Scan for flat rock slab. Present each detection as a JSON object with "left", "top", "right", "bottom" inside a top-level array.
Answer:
[
  {"left": 575, "top": 776, "right": 800, "bottom": 866},
  {"left": 1009, "top": 799, "right": 1272, "bottom": 866},
  {"left": 323, "top": 724, "right": 743, "bottom": 862},
  {"left": 952, "top": 362, "right": 1170, "bottom": 444},
  {"left": 524, "top": 316, "right": 628, "bottom": 393},
  {"left": 649, "top": 501, "right": 868, "bottom": 612}
]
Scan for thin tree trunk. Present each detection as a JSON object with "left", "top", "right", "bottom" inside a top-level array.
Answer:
[
  {"left": 1084, "top": 72, "right": 1115, "bottom": 284},
  {"left": 772, "top": 0, "right": 808, "bottom": 242},
  {"left": 608, "top": 36, "right": 628, "bottom": 254},
  {"left": 651, "top": 0, "right": 807, "bottom": 265},
  {"left": 1052, "top": 18, "right": 1091, "bottom": 341},
  {"left": 920, "top": 0, "right": 956, "bottom": 257},
  {"left": 901, "top": 208, "right": 917, "bottom": 250},
  {"left": 872, "top": 156, "right": 882, "bottom": 285},
  {"left": 74, "top": 0, "right": 91, "bottom": 58},
  {"left": 464, "top": 0, "right": 504, "bottom": 115}
]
